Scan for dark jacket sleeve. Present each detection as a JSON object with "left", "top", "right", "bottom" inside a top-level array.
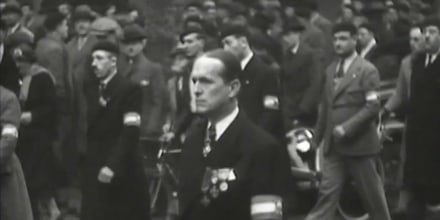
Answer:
[
  {"left": 0, "top": 88, "right": 21, "bottom": 171},
  {"left": 299, "top": 52, "right": 323, "bottom": 114},
  {"left": 29, "top": 74, "right": 57, "bottom": 126},
  {"left": 145, "top": 65, "right": 167, "bottom": 135},
  {"left": 105, "top": 85, "right": 142, "bottom": 176}
]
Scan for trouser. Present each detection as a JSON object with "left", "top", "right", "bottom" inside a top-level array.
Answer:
[
  {"left": 305, "top": 152, "right": 391, "bottom": 220},
  {"left": 405, "top": 184, "right": 440, "bottom": 220}
]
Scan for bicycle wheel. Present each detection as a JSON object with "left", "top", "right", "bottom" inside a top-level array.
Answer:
[{"left": 149, "top": 178, "right": 179, "bottom": 220}]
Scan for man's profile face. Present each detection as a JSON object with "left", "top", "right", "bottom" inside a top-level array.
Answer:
[
  {"left": 409, "top": 28, "right": 424, "bottom": 53},
  {"left": 423, "top": 25, "right": 440, "bottom": 53},
  {"left": 222, "top": 35, "right": 244, "bottom": 59},
  {"left": 182, "top": 33, "right": 204, "bottom": 58},
  {"left": 190, "top": 57, "right": 236, "bottom": 116},
  {"left": 91, "top": 50, "right": 116, "bottom": 79},
  {"left": 357, "top": 27, "right": 373, "bottom": 48},
  {"left": 333, "top": 31, "right": 356, "bottom": 56}
]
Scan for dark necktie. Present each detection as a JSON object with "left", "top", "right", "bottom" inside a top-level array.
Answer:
[
  {"left": 336, "top": 58, "right": 345, "bottom": 79},
  {"left": 203, "top": 124, "right": 216, "bottom": 157}
]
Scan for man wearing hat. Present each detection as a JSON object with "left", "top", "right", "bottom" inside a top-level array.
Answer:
[
  {"left": 280, "top": 18, "right": 322, "bottom": 131},
  {"left": 403, "top": 16, "right": 440, "bottom": 219},
  {"left": 67, "top": 9, "right": 97, "bottom": 160},
  {"left": 1, "top": 3, "right": 34, "bottom": 43},
  {"left": 119, "top": 24, "right": 167, "bottom": 139},
  {"left": 179, "top": 49, "right": 290, "bottom": 220},
  {"left": 12, "top": 44, "right": 58, "bottom": 220},
  {"left": 220, "top": 24, "right": 283, "bottom": 139},
  {"left": 35, "top": 11, "right": 74, "bottom": 180},
  {"left": 0, "top": 19, "right": 20, "bottom": 95},
  {"left": 90, "top": 17, "right": 122, "bottom": 43},
  {"left": 81, "top": 40, "right": 150, "bottom": 220}
]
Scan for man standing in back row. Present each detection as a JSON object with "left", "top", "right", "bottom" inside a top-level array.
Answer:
[{"left": 306, "top": 22, "right": 390, "bottom": 220}]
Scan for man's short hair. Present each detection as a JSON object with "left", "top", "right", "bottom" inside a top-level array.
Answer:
[
  {"left": 44, "top": 12, "right": 66, "bottom": 32},
  {"left": 358, "top": 22, "right": 375, "bottom": 35},
  {"left": 203, "top": 49, "right": 241, "bottom": 82},
  {"left": 92, "top": 40, "right": 120, "bottom": 56},
  {"left": 422, "top": 16, "right": 440, "bottom": 31},
  {"left": 219, "top": 24, "right": 249, "bottom": 40},
  {"left": 332, "top": 22, "right": 358, "bottom": 36}
]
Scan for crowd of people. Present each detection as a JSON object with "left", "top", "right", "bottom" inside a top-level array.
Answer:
[{"left": 1, "top": 0, "right": 440, "bottom": 219}]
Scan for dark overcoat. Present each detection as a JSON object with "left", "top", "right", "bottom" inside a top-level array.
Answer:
[
  {"left": 81, "top": 73, "right": 150, "bottom": 220},
  {"left": 179, "top": 111, "right": 291, "bottom": 220}
]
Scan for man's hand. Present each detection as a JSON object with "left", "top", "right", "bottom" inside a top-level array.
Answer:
[
  {"left": 20, "top": 112, "right": 32, "bottom": 125},
  {"left": 97, "top": 166, "right": 114, "bottom": 183},
  {"left": 333, "top": 125, "right": 346, "bottom": 139}
]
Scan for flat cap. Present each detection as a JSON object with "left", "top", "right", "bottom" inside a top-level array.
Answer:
[
  {"left": 122, "top": 24, "right": 147, "bottom": 43},
  {"left": 90, "top": 17, "right": 121, "bottom": 36},
  {"left": 2, "top": 3, "right": 22, "bottom": 15},
  {"left": 92, "top": 40, "right": 120, "bottom": 55},
  {"left": 219, "top": 24, "right": 248, "bottom": 40},
  {"left": 12, "top": 43, "right": 36, "bottom": 63}
]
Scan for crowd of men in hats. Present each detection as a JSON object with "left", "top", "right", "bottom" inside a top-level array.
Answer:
[{"left": 2, "top": 0, "right": 440, "bottom": 219}]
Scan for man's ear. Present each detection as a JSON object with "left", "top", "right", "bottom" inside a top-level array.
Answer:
[{"left": 229, "top": 79, "right": 241, "bottom": 98}]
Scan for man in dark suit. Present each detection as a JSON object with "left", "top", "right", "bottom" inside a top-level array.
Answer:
[
  {"left": 403, "top": 17, "right": 440, "bottom": 219},
  {"left": 220, "top": 24, "right": 283, "bottom": 139},
  {"left": 119, "top": 24, "right": 167, "bottom": 139},
  {"left": 179, "top": 49, "right": 290, "bottom": 220},
  {"left": 0, "top": 20, "right": 20, "bottom": 96},
  {"left": 80, "top": 41, "right": 150, "bottom": 220},
  {"left": 280, "top": 18, "right": 323, "bottom": 130},
  {"left": 305, "top": 23, "right": 390, "bottom": 220}
]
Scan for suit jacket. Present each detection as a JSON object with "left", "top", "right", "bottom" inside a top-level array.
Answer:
[
  {"left": 179, "top": 111, "right": 290, "bottom": 220},
  {"left": 239, "top": 55, "right": 283, "bottom": 139},
  {"left": 0, "top": 47, "right": 20, "bottom": 96},
  {"left": 363, "top": 44, "right": 400, "bottom": 81},
  {"left": 118, "top": 54, "right": 167, "bottom": 138},
  {"left": 0, "top": 86, "right": 33, "bottom": 220},
  {"left": 385, "top": 55, "right": 412, "bottom": 112},
  {"left": 404, "top": 53, "right": 440, "bottom": 186},
  {"left": 281, "top": 44, "right": 323, "bottom": 129},
  {"left": 35, "top": 34, "right": 73, "bottom": 115},
  {"left": 82, "top": 73, "right": 150, "bottom": 220},
  {"left": 315, "top": 56, "right": 381, "bottom": 156}
]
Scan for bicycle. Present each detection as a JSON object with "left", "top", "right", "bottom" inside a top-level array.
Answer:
[{"left": 141, "top": 137, "right": 181, "bottom": 220}]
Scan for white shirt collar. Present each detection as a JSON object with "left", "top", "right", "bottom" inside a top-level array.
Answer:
[
  {"left": 360, "top": 38, "right": 376, "bottom": 58},
  {"left": 426, "top": 49, "right": 440, "bottom": 66},
  {"left": 208, "top": 107, "right": 239, "bottom": 141},
  {"left": 240, "top": 52, "right": 254, "bottom": 70},
  {"left": 101, "top": 70, "right": 118, "bottom": 86},
  {"left": 337, "top": 52, "right": 358, "bottom": 74},
  {"left": 0, "top": 44, "right": 4, "bottom": 63}
]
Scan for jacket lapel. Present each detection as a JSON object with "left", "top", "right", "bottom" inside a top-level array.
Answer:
[{"left": 334, "top": 56, "right": 362, "bottom": 99}]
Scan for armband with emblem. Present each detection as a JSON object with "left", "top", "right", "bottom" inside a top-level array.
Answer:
[
  {"left": 365, "top": 91, "right": 379, "bottom": 102},
  {"left": 1, "top": 124, "right": 18, "bottom": 139},
  {"left": 123, "top": 112, "right": 141, "bottom": 126},
  {"left": 263, "top": 95, "right": 279, "bottom": 110}
]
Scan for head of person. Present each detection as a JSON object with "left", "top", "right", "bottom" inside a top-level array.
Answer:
[
  {"left": 91, "top": 41, "right": 119, "bottom": 80},
  {"left": 220, "top": 24, "right": 251, "bottom": 60},
  {"left": 170, "top": 47, "right": 190, "bottom": 74},
  {"left": 183, "top": 2, "right": 203, "bottom": 20},
  {"left": 44, "top": 12, "right": 69, "bottom": 39},
  {"left": 332, "top": 22, "right": 358, "bottom": 57},
  {"left": 281, "top": 17, "right": 305, "bottom": 49},
  {"left": 121, "top": 24, "right": 147, "bottom": 58},
  {"left": 21, "top": 4, "right": 33, "bottom": 17},
  {"left": 180, "top": 27, "right": 206, "bottom": 58},
  {"left": 1, "top": 3, "right": 23, "bottom": 27},
  {"left": 190, "top": 49, "right": 241, "bottom": 121},
  {"left": 72, "top": 10, "right": 94, "bottom": 37},
  {"left": 422, "top": 17, "right": 440, "bottom": 54},
  {"left": 90, "top": 17, "right": 121, "bottom": 43},
  {"left": 357, "top": 23, "right": 375, "bottom": 49},
  {"left": 58, "top": 2, "right": 72, "bottom": 17},
  {"left": 203, "top": 0, "right": 216, "bottom": 15},
  {"left": 341, "top": 4, "right": 355, "bottom": 21},
  {"left": 409, "top": 25, "right": 424, "bottom": 53},
  {"left": 12, "top": 43, "right": 36, "bottom": 77}
]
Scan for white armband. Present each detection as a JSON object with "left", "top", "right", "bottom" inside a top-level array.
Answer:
[
  {"left": 123, "top": 112, "right": 141, "bottom": 126},
  {"left": 263, "top": 95, "right": 280, "bottom": 110},
  {"left": 1, "top": 124, "right": 18, "bottom": 138}
]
